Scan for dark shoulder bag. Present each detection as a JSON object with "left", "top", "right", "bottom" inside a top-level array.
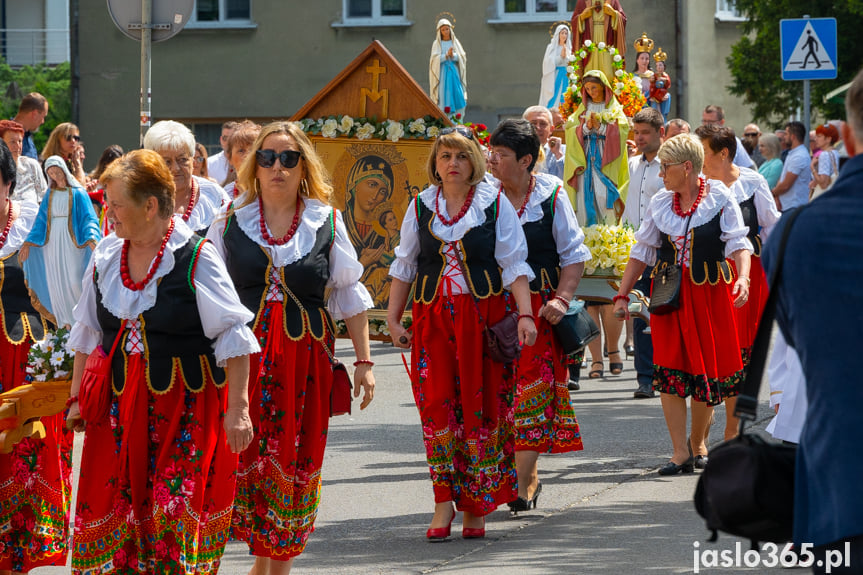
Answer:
[
  {"left": 648, "top": 215, "right": 692, "bottom": 315},
  {"left": 693, "top": 206, "right": 806, "bottom": 547},
  {"left": 552, "top": 298, "right": 600, "bottom": 355}
]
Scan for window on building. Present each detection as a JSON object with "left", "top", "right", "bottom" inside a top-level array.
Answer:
[
  {"left": 498, "top": 0, "right": 577, "bottom": 21},
  {"left": 343, "top": 0, "right": 406, "bottom": 23},
  {"left": 190, "top": 0, "right": 252, "bottom": 25},
  {"left": 715, "top": 0, "right": 746, "bottom": 21}
]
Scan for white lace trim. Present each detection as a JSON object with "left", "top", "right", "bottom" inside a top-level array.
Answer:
[
  {"left": 649, "top": 179, "right": 732, "bottom": 236},
  {"left": 729, "top": 167, "right": 762, "bottom": 203},
  {"left": 417, "top": 179, "right": 499, "bottom": 242},
  {"left": 185, "top": 177, "right": 228, "bottom": 232}
]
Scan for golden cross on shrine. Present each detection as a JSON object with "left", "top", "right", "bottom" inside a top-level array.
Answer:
[{"left": 360, "top": 58, "right": 389, "bottom": 117}]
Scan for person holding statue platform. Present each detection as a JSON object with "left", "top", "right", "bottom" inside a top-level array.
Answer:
[
  {"left": 488, "top": 119, "right": 590, "bottom": 513},
  {"left": 429, "top": 15, "right": 467, "bottom": 118},
  {"left": 387, "top": 126, "right": 537, "bottom": 541},
  {"left": 207, "top": 121, "right": 375, "bottom": 574}
]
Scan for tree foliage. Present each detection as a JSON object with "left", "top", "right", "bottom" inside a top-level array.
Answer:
[
  {"left": 727, "top": 0, "right": 863, "bottom": 128},
  {"left": 0, "top": 58, "right": 71, "bottom": 150}
]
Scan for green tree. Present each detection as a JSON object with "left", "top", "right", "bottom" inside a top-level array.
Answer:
[
  {"left": 0, "top": 58, "right": 71, "bottom": 150},
  {"left": 727, "top": 0, "right": 863, "bottom": 128}
]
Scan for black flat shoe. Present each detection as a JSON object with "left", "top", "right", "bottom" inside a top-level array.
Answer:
[
  {"left": 568, "top": 380, "right": 580, "bottom": 391},
  {"left": 658, "top": 458, "right": 694, "bottom": 476},
  {"left": 694, "top": 455, "right": 708, "bottom": 469}
]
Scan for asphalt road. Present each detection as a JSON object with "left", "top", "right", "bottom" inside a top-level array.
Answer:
[{"left": 39, "top": 336, "right": 791, "bottom": 575}]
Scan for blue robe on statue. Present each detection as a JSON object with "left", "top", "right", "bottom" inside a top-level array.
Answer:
[{"left": 23, "top": 185, "right": 101, "bottom": 326}]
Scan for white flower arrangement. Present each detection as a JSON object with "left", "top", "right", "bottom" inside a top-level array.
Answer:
[
  {"left": 582, "top": 224, "right": 636, "bottom": 277},
  {"left": 299, "top": 114, "right": 448, "bottom": 143},
  {"left": 584, "top": 39, "right": 592, "bottom": 47},
  {"left": 321, "top": 118, "right": 339, "bottom": 138},
  {"left": 408, "top": 118, "right": 426, "bottom": 134},
  {"left": 339, "top": 115, "right": 355, "bottom": 133},
  {"left": 597, "top": 42, "right": 606, "bottom": 50},
  {"left": 356, "top": 122, "right": 376, "bottom": 140},
  {"left": 385, "top": 120, "right": 405, "bottom": 142},
  {"left": 26, "top": 327, "right": 74, "bottom": 382}
]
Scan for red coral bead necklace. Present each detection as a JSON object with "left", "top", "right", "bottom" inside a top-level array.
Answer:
[
  {"left": 259, "top": 196, "right": 303, "bottom": 246},
  {"left": 500, "top": 175, "right": 535, "bottom": 218},
  {"left": 673, "top": 176, "right": 706, "bottom": 217},
  {"left": 120, "top": 218, "right": 175, "bottom": 291},
  {"left": 435, "top": 185, "right": 476, "bottom": 226},
  {"left": 180, "top": 178, "right": 199, "bottom": 222},
  {"left": 0, "top": 198, "right": 15, "bottom": 248}
]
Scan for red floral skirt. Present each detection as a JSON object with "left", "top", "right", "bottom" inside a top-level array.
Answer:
[
  {"left": 730, "top": 256, "right": 768, "bottom": 357},
  {"left": 410, "top": 293, "right": 517, "bottom": 517},
  {"left": 0, "top": 337, "right": 72, "bottom": 572},
  {"left": 513, "top": 292, "right": 583, "bottom": 453},
  {"left": 72, "top": 353, "right": 236, "bottom": 574},
  {"left": 231, "top": 302, "right": 333, "bottom": 560},
  {"left": 651, "top": 267, "right": 744, "bottom": 406}
]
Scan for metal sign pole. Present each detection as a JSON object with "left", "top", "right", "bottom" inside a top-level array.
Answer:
[
  {"left": 139, "top": 0, "right": 152, "bottom": 148},
  {"left": 803, "top": 79, "right": 811, "bottom": 149}
]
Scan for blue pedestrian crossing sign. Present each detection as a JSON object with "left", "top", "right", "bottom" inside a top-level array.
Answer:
[{"left": 780, "top": 18, "right": 838, "bottom": 80}]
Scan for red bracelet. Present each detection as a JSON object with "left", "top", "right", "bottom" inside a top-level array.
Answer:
[
  {"left": 353, "top": 360, "right": 374, "bottom": 367},
  {"left": 65, "top": 395, "right": 79, "bottom": 408},
  {"left": 517, "top": 314, "right": 535, "bottom": 322},
  {"left": 552, "top": 295, "right": 570, "bottom": 308},
  {"left": 612, "top": 294, "right": 629, "bottom": 304}
]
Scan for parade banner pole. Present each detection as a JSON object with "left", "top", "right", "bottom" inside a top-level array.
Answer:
[{"left": 139, "top": 0, "right": 152, "bottom": 148}]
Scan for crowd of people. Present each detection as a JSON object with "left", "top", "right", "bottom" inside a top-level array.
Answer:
[{"left": 0, "top": 53, "right": 857, "bottom": 573}]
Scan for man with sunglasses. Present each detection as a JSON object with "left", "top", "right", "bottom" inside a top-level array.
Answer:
[
  {"left": 12, "top": 92, "right": 48, "bottom": 160},
  {"left": 743, "top": 123, "right": 765, "bottom": 167}
]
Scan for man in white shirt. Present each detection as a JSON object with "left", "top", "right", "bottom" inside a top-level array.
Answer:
[
  {"left": 207, "top": 121, "right": 238, "bottom": 186},
  {"left": 772, "top": 121, "right": 812, "bottom": 211},
  {"left": 623, "top": 108, "right": 664, "bottom": 399},
  {"left": 701, "top": 104, "right": 756, "bottom": 169},
  {"left": 523, "top": 105, "right": 564, "bottom": 179}
]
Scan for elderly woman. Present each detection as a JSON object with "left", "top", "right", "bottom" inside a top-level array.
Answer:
[
  {"left": 612, "top": 134, "right": 752, "bottom": 474},
  {"left": 0, "top": 141, "right": 72, "bottom": 574},
  {"left": 488, "top": 119, "right": 589, "bottom": 512},
  {"left": 221, "top": 120, "right": 261, "bottom": 194},
  {"left": 756, "top": 133, "right": 784, "bottom": 189},
  {"left": 387, "top": 126, "right": 537, "bottom": 540},
  {"left": 143, "top": 120, "right": 230, "bottom": 233},
  {"left": 64, "top": 149, "right": 258, "bottom": 574},
  {"left": 207, "top": 121, "right": 375, "bottom": 574},
  {"left": 0, "top": 120, "right": 46, "bottom": 204},
  {"left": 20, "top": 156, "right": 101, "bottom": 328},
  {"left": 429, "top": 18, "right": 467, "bottom": 117},
  {"left": 810, "top": 123, "right": 841, "bottom": 198},
  {"left": 41, "top": 122, "right": 88, "bottom": 186},
  {"left": 696, "top": 124, "right": 780, "bottom": 441}
]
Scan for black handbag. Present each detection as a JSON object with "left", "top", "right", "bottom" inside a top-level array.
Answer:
[
  {"left": 693, "top": 206, "right": 806, "bottom": 547},
  {"left": 552, "top": 298, "right": 600, "bottom": 355},
  {"left": 648, "top": 215, "right": 691, "bottom": 316}
]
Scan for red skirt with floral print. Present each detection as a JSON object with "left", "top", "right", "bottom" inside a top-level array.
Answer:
[
  {"left": 0, "top": 338, "right": 73, "bottom": 573},
  {"left": 410, "top": 293, "right": 517, "bottom": 517},
  {"left": 72, "top": 352, "right": 236, "bottom": 575},
  {"left": 651, "top": 266, "right": 744, "bottom": 406},
  {"left": 513, "top": 292, "right": 583, "bottom": 453},
  {"left": 231, "top": 302, "right": 334, "bottom": 560}
]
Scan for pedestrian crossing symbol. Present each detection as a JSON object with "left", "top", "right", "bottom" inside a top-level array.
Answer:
[{"left": 781, "top": 18, "right": 838, "bottom": 81}]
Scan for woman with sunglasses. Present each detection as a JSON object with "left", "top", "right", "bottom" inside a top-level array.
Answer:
[
  {"left": 488, "top": 119, "right": 589, "bottom": 512},
  {"left": 612, "top": 134, "right": 752, "bottom": 475},
  {"left": 207, "top": 121, "right": 375, "bottom": 574},
  {"left": 696, "top": 124, "right": 780, "bottom": 442},
  {"left": 387, "top": 125, "right": 537, "bottom": 540},
  {"left": 144, "top": 120, "right": 230, "bottom": 234},
  {"left": 41, "top": 122, "right": 89, "bottom": 187}
]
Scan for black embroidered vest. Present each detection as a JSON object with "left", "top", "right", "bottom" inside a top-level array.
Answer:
[
  {"left": 523, "top": 193, "right": 560, "bottom": 293},
  {"left": 222, "top": 209, "right": 335, "bottom": 340},
  {"left": 738, "top": 196, "right": 762, "bottom": 257},
  {"left": 652, "top": 211, "right": 733, "bottom": 285},
  {"left": 414, "top": 197, "right": 503, "bottom": 303},
  {"left": 96, "top": 236, "right": 224, "bottom": 394},
  {"left": 0, "top": 251, "right": 46, "bottom": 343}
]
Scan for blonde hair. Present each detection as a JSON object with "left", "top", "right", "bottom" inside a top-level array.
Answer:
[
  {"left": 425, "top": 131, "right": 486, "bottom": 187},
  {"left": 658, "top": 133, "right": 704, "bottom": 175},
  {"left": 235, "top": 121, "right": 332, "bottom": 210},
  {"left": 40, "top": 122, "right": 79, "bottom": 161}
]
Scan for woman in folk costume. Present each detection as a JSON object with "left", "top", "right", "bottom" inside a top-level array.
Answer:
[
  {"left": 207, "top": 121, "right": 375, "bottom": 574},
  {"left": 20, "top": 155, "right": 101, "bottom": 328},
  {"left": 65, "top": 149, "right": 259, "bottom": 574},
  {"left": 540, "top": 24, "right": 573, "bottom": 109},
  {"left": 429, "top": 17, "right": 467, "bottom": 118},
  {"left": 563, "top": 70, "right": 629, "bottom": 227},
  {"left": 0, "top": 141, "right": 73, "bottom": 574},
  {"left": 387, "top": 126, "right": 537, "bottom": 540}
]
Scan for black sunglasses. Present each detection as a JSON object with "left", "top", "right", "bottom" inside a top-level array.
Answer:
[
  {"left": 743, "top": 132, "right": 759, "bottom": 137},
  {"left": 256, "top": 149, "right": 302, "bottom": 169},
  {"left": 440, "top": 126, "right": 475, "bottom": 141},
  {"left": 66, "top": 134, "right": 81, "bottom": 142}
]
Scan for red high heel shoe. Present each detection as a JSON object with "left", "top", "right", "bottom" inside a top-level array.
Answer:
[
  {"left": 426, "top": 505, "right": 455, "bottom": 541},
  {"left": 462, "top": 517, "right": 485, "bottom": 539}
]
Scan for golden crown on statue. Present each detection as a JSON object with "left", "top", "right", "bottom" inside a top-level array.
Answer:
[
  {"left": 653, "top": 47, "right": 668, "bottom": 62},
  {"left": 548, "top": 21, "right": 571, "bottom": 38},
  {"left": 436, "top": 11, "right": 456, "bottom": 25},
  {"left": 634, "top": 33, "right": 655, "bottom": 54}
]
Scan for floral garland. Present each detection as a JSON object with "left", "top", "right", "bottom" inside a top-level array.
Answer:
[
  {"left": 445, "top": 108, "right": 490, "bottom": 147},
  {"left": 559, "top": 40, "right": 647, "bottom": 120},
  {"left": 582, "top": 224, "right": 636, "bottom": 277},
  {"left": 298, "top": 115, "right": 449, "bottom": 142},
  {"left": 26, "top": 327, "right": 74, "bottom": 382}
]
